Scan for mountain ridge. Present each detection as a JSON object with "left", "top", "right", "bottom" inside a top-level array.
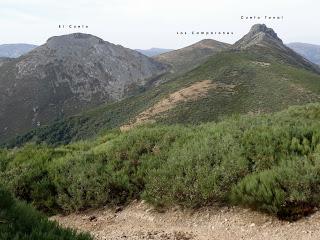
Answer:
[
  {"left": 154, "top": 39, "right": 230, "bottom": 77},
  {"left": 287, "top": 42, "right": 320, "bottom": 65},
  {"left": 0, "top": 43, "right": 38, "bottom": 58}
]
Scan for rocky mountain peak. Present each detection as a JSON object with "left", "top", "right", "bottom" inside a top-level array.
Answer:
[
  {"left": 0, "top": 33, "right": 167, "bottom": 140},
  {"left": 46, "top": 33, "right": 104, "bottom": 46},
  {"left": 233, "top": 24, "right": 283, "bottom": 50},
  {"left": 233, "top": 24, "right": 320, "bottom": 74},
  {"left": 249, "top": 24, "right": 282, "bottom": 41}
]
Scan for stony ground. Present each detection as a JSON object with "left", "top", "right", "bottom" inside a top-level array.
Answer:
[{"left": 52, "top": 201, "right": 320, "bottom": 240}]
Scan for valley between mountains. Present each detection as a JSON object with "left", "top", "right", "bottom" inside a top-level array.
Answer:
[{"left": 2, "top": 24, "right": 320, "bottom": 240}]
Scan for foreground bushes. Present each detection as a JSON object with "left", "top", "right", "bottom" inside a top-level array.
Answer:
[
  {"left": 1, "top": 103, "right": 320, "bottom": 219},
  {"left": 0, "top": 186, "right": 92, "bottom": 240},
  {"left": 231, "top": 154, "right": 320, "bottom": 219}
]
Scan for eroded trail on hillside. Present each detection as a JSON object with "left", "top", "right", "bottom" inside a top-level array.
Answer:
[{"left": 52, "top": 201, "right": 320, "bottom": 240}]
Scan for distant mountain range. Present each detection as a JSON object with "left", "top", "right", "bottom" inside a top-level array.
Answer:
[
  {"left": 0, "top": 44, "right": 37, "bottom": 58},
  {"left": 4, "top": 24, "right": 320, "bottom": 147},
  {"left": 2, "top": 42, "right": 320, "bottom": 66},
  {"left": 287, "top": 42, "right": 320, "bottom": 65},
  {"left": 136, "top": 48, "right": 173, "bottom": 57}
]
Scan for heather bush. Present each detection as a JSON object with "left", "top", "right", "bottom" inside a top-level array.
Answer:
[
  {"left": 143, "top": 126, "right": 248, "bottom": 207},
  {"left": 0, "top": 186, "right": 92, "bottom": 240},
  {"left": 0, "top": 144, "right": 61, "bottom": 213},
  {"left": 231, "top": 154, "right": 320, "bottom": 219}
]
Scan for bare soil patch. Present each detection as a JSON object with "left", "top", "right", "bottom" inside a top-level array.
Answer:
[{"left": 52, "top": 201, "right": 320, "bottom": 240}]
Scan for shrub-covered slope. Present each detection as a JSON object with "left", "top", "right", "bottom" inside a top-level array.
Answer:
[
  {"left": 1, "top": 103, "right": 320, "bottom": 220},
  {"left": 0, "top": 187, "right": 92, "bottom": 240}
]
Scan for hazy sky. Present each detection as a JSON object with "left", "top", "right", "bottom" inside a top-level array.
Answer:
[{"left": 0, "top": 0, "right": 319, "bottom": 49}]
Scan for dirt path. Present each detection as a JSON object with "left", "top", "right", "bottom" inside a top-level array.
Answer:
[{"left": 52, "top": 201, "right": 320, "bottom": 240}]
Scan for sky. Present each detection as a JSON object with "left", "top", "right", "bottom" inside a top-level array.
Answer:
[{"left": 0, "top": 0, "right": 319, "bottom": 49}]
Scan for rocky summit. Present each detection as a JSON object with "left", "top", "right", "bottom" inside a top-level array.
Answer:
[
  {"left": 234, "top": 24, "right": 320, "bottom": 73},
  {"left": 0, "top": 33, "right": 167, "bottom": 140},
  {"left": 234, "top": 24, "right": 284, "bottom": 50}
]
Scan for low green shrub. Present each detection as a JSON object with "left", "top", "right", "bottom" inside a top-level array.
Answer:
[
  {"left": 48, "top": 126, "right": 193, "bottom": 211},
  {"left": 231, "top": 153, "right": 320, "bottom": 220},
  {"left": 143, "top": 127, "right": 248, "bottom": 207},
  {"left": 0, "top": 144, "right": 61, "bottom": 213},
  {"left": 0, "top": 186, "right": 92, "bottom": 240}
]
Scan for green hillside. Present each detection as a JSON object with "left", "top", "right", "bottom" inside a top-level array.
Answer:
[
  {"left": 1, "top": 103, "right": 320, "bottom": 220},
  {"left": 5, "top": 45, "right": 320, "bottom": 147}
]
